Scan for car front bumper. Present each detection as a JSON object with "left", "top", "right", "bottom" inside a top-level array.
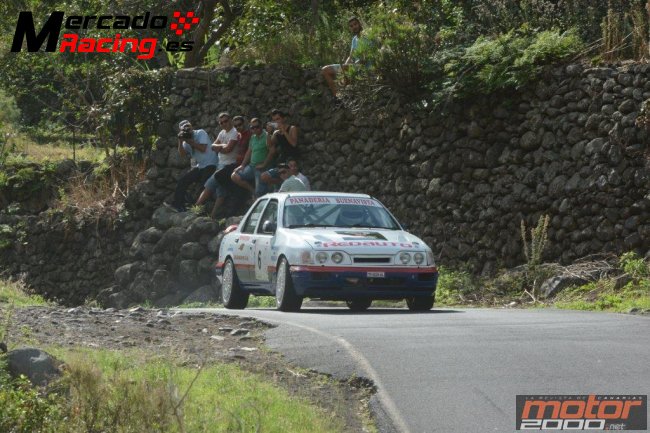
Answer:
[{"left": 289, "top": 265, "right": 438, "bottom": 300}]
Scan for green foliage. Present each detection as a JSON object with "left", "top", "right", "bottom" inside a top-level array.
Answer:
[
  {"left": 0, "top": 365, "right": 64, "bottom": 433},
  {"left": 434, "top": 266, "right": 477, "bottom": 305},
  {"left": 0, "top": 279, "right": 49, "bottom": 307},
  {"left": 619, "top": 251, "right": 650, "bottom": 281},
  {"left": 0, "top": 348, "right": 343, "bottom": 433},
  {"left": 442, "top": 27, "right": 583, "bottom": 101}
]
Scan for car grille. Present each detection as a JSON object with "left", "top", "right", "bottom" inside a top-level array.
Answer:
[{"left": 353, "top": 256, "right": 391, "bottom": 264}]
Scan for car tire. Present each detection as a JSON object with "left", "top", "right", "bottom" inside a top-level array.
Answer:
[
  {"left": 221, "top": 258, "right": 249, "bottom": 309},
  {"left": 346, "top": 299, "right": 372, "bottom": 311},
  {"left": 275, "top": 258, "right": 302, "bottom": 312},
  {"left": 406, "top": 295, "right": 435, "bottom": 311}
]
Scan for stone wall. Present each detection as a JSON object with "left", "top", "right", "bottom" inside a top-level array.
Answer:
[
  {"left": 0, "top": 210, "right": 144, "bottom": 305},
  {"left": 139, "top": 63, "right": 650, "bottom": 275},
  {"left": 3, "top": 62, "right": 650, "bottom": 306}
]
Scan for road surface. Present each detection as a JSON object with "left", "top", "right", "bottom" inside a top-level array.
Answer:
[{"left": 190, "top": 307, "right": 650, "bottom": 433}]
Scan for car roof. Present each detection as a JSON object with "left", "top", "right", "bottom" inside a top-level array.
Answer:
[{"left": 263, "top": 191, "right": 373, "bottom": 200}]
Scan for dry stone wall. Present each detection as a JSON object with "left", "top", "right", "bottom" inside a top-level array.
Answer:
[
  {"left": 139, "top": 63, "right": 650, "bottom": 276},
  {"left": 3, "top": 62, "right": 650, "bottom": 307}
]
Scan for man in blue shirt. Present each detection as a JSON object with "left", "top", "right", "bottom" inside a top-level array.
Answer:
[
  {"left": 169, "top": 120, "right": 217, "bottom": 212},
  {"left": 322, "top": 16, "right": 365, "bottom": 97}
]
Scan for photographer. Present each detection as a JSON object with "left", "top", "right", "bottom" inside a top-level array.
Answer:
[{"left": 169, "top": 120, "right": 216, "bottom": 212}]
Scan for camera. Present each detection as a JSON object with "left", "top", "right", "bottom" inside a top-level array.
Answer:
[{"left": 178, "top": 126, "right": 193, "bottom": 140}]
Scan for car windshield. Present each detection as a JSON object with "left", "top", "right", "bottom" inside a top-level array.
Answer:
[{"left": 283, "top": 196, "right": 401, "bottom": 229}]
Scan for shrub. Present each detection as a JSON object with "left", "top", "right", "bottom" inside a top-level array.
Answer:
[{"left": 441, "top": 27, "right": 583, "bottom": 101}]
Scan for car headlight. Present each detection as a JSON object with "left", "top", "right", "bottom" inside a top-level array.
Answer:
[
  {"left": 331, "top": 252, "right": 344, "bottom": 264},
  {"left": 315, "top": 252, "right": 328, "bottom": 264},
  {"left": 399, "top": 252, "right": 411, "bottom": 264},
  {"left": 300, "top": 251, "right": 313, "bottom": 264},
  {"left": 414, "top": 252, "right": 425, "bottom": 265}
]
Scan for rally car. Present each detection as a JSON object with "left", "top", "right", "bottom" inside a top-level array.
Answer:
[{"left": 215, "top": 192, "right": 438, "bottom": 312}]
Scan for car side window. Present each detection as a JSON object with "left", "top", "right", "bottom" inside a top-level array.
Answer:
[
  {"left": 257, "top": 200, "right": 278, "bottom": 234},
  {"left": 242, "top": 199, "right": 268, "bottom": 233}
]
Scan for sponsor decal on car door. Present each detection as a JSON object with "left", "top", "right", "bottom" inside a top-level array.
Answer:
[
  {"left": 236, "top": 199, "right": 268, "bottom": 283},
  {"left": 254, "top": 199, "right": 279, "bottom": 284}
]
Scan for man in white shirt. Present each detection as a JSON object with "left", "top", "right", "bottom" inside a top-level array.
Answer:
[
  {"left": 278, "top": 163, "right": 307, "bottom": 192},
  {"left": 196, "top": 112, "right": 241, "bottom": 217},
  {"left": 169, "top": 120, "right": 216, "bottom": 212},
  {"left": 287, "top": 158, "right": 310, "bottom": 191}
]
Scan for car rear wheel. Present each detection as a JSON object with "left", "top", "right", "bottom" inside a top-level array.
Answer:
[
  {"left": 406, "top": 295, "right": 435, "bottom": 311},
  {"left": 275, "top": 258, "right": 302, "bottom": 312},
  {"left": 346, "top": 299, "right": 372, "bottom": 311},
  {"left": 221, "top": 258, "right": 249, "bottom": 309}
]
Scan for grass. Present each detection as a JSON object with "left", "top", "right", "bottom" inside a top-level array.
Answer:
[
  {"left": 552, "top": 278, "right": 650, "bottom": 313},
  {"left": 0, "top": 279, "right": 49, "bottom": 307},
  {"left": 1, "top": 348, "right": 345, "bottom": 433},
  {"left": 7, "top": 133, "right": 105, "bottom": 163}
]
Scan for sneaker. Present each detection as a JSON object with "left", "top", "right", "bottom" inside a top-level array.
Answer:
[{"left": 162, "top": 202, "right": 180, "bottom": 212}]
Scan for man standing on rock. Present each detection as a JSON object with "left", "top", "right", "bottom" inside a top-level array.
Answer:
[{"left": 169, "top": 120, "right": 216, "bottom": 212}]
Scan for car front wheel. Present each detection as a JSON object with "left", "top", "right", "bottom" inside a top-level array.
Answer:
[
  {"left": 346, "top": 299, "right": 372, "bottom": 311},
  {"left": 406, "top": 295, "right": 434, "bottom": 311},
  {"left": 221, "top": 258, "right": 249, "bottom": 309},
  {"left": 275, "top": 258, "right": 302, "bottom": 312}
]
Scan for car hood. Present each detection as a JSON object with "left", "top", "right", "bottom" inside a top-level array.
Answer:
[{"left": 286, "top": 228, "right": 427, "bottom": 251}]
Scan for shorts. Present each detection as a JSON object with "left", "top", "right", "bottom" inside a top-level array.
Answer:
[
  {"left": 238, "top": 165, "right": 268, "bottom": 197},
  {"left": 265, "top": 168, "right": 281, "bottom": 180},
  {"left": 204, "top": 174, "right": 227, "bottom": 197},
  {"left": 325, "top": 63, "right": 342, "bottom": 73}
]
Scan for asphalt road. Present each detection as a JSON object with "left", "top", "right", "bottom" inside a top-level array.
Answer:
[{"left": 194, "top": 307, "right": 650, "bottom": 433}]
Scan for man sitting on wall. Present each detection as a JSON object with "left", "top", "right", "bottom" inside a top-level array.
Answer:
[
  {"left": 232, "top": 117, "right": 275, "bottom": 199},
  {"left": 168, "top": 120, "right": 216, "bottom": 212},
  {"left": 195, "top": 112, "right": 240, "bottom": 218}
]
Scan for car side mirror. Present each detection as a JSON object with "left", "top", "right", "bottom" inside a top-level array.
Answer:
[
  {"left": 401, "top": 223, "right": 409, "bottom": 231},
  {"left": 262, "top": 220, "right": 277, "bottom": 234}
]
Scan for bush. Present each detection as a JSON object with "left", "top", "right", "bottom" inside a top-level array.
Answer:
[{"left": 441, "top": 27, "right": 583, "bottom": 102}]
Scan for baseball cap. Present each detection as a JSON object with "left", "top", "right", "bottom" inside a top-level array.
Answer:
[{"left": 178, "top": 120, "right": 191, "bottom": 129}]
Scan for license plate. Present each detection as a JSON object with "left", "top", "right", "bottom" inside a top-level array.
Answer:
[{"left": 367, "top": 271, "right": 385, "bottom": 278}]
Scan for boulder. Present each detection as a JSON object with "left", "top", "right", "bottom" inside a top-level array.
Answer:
[
  {"left": 6, "top": 348, "right": 62, "bottom": 386},
  {"left": 540, "top": 276, "right": 588, "bottom": 298}
]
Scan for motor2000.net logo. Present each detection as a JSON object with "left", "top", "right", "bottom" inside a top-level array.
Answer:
[
  {"left": 516, "top": 395, "right": 647, "bottom": 431},
  {"left": 10, "top": 8, "right": 200, "bottom": 59}
]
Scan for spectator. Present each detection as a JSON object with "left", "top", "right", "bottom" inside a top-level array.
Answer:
[
  {"left": 195, "top": 112, "right": 240, "bottom": 217},
  {"left": 168, "top": 120, "right": 216, "bottom": 212},
  {"left": 231, "top": 117, "right": 275, "bottom": 198},
  {"left": 287, "top": 158, "right": 310, "bottom": 190},
  {"left": 321, "top": 16, "right": 365, "bottom": 97},
  {"left": 260, "top": 109, "right": 299, "bottom": 190},
  {"left": 233, "top": 115, "right": 251, "bottom": 165},
  {"left": 278, "top": 163, "right": 307, "bottom": 192}
]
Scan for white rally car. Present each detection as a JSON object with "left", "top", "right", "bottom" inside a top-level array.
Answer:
[{"left": 216, "top": 192, "right": 438, "bottom": 312}]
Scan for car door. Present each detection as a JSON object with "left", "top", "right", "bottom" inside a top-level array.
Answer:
[
  {"left": 254, "top": 199, "right": 279, "bottom": 286},
  {"left": 235, "top": 198, "right": 268, "bottom": 284}
]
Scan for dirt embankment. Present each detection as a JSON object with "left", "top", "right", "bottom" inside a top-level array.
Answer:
[{"left": 4, "top": 306, "right": 376, "bottom": 432}]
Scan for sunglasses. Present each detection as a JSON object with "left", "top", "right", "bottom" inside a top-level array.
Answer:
[
  {"left": 251, "top": 124, "right": 262, "bottom": 129},
  {"left": 234, "top": 122, "right": 243, "bottom": 127},
  {"left": 219, "top": 118, "right": 230, "bottom": 125}
]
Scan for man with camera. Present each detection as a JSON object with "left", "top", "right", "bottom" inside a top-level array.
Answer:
[{"left": 169, "top": 120, "right": 216, "bottom": 212}]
